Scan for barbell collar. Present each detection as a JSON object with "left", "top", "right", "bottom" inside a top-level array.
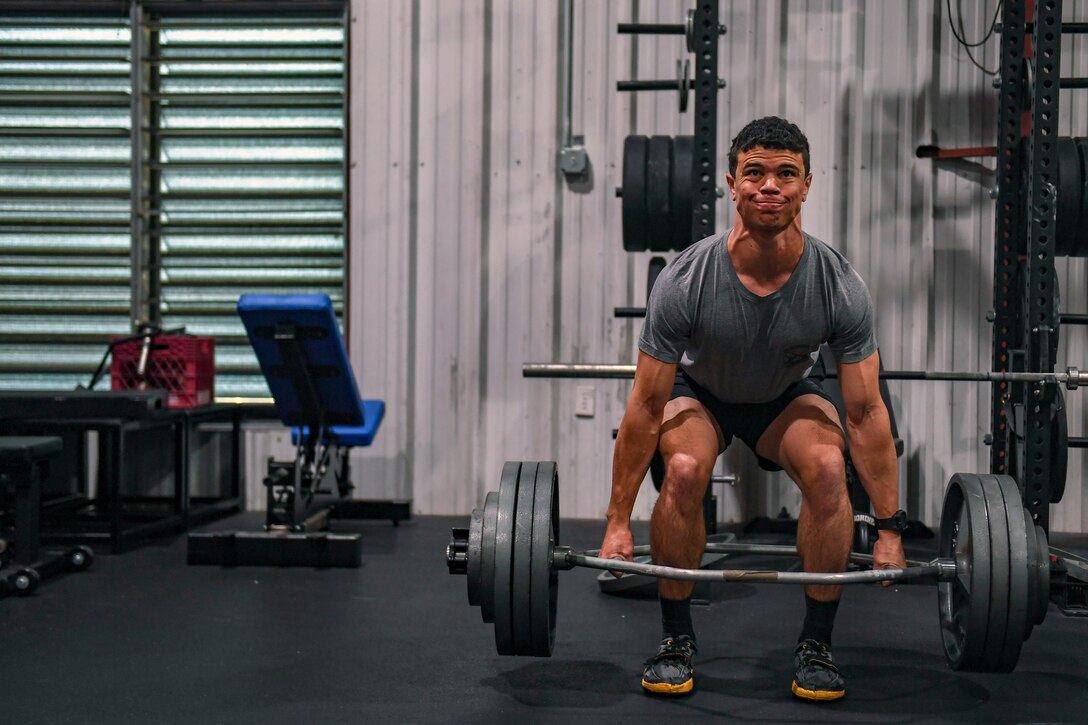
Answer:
[
  {"left": 552, "top": 545, "right": 576, "bottom": 571},
  {"left": 522, "top": 362, "right": 1088, "bottom": 388},
  {"left": 569, "top": 552, "right": 944, "bottom": 585}
]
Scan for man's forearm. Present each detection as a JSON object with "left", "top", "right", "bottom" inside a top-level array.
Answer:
[
  {"left": 607, "top": 403, "right": 662, "bottom": 525},
  {"left": 846, "top": 405, "right": 899, "bottom": 520}
]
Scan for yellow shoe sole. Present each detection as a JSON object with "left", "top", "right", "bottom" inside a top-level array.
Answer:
[
  {"left": 642, "top": 677, "right": 694, "bottom": 695},
  {"left": 791, "top": 680, "right": 845, "bottom": 702}
]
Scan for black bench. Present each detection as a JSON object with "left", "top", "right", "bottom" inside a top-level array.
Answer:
[{"left": 1, "top": 437, "right": 93, "bottom": 596}]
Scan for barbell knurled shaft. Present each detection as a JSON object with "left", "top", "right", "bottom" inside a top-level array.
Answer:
[
  {"left": 570, "top": 553, "right": 942, "bottom": 585},
  {"left": 603, "top": 542, "right": 930, "bottom": 568},
  {"left": 522, "top": 362, "right": 1087, "bottom": 386}
]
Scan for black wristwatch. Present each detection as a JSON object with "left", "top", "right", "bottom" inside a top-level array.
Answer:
[{"left": 874, "top": 510, "right": 909, "bottom": 533}]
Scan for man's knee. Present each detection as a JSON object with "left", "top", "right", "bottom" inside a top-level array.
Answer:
[
  {"left": 659, "top": 453, "right": 711, "bottom": 514},
  {"left": 793, "top": 447, "right": 848, "bottom": 515}
]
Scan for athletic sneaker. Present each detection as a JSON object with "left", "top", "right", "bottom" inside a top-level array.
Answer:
[
  {"left": 791, "top": 638, "right": 846, "bottom": 702},
  {"left": 641, "top": 635, "right": 697, "bottom": 695}
]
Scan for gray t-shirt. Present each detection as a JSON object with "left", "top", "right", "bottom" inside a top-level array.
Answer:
[{"left": 638, "top": 230, "right": 877, "bottom": 403}]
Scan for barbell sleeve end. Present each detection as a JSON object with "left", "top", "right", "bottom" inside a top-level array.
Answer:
[{"left": 552, "top": 545, "right": 576, "bottom": 570}]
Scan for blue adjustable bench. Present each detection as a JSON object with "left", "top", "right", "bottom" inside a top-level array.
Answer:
[{"left": 187, "top": 294, "right": 409, "bottom": 568}]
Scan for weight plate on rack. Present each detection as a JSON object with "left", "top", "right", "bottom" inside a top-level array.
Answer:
[
  {"left": 1076, "top": 138, "right": 1088, "bottom": 257},
  {"left": 1056, "top": 136, "right": 1082, "bottom": 257},
  {"left": 647, "top": 255, "right": 667, "bottom": 299},
  {"left": 678, "top": 58, "right": 691, "bottom": 113},
  {"left": 1050, "top": 391, "right": 1068, "bottom": 504},
  {"left": 672, "top": 135, "right": 695, "bottom": 251},
  {"left": 622, "top": 135, "right": 649, "bottom": 252},
  {"left": 646, "top": 135, "right": 674, "bottom": 252}
]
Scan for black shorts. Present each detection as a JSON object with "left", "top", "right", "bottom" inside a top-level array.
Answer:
[{"left": 668, "top": 370, "right": 837, "bottom": 472}]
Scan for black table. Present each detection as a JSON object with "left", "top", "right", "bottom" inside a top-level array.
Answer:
[{"left": 0, "top": 392, "right": 244, "bottom": 552}]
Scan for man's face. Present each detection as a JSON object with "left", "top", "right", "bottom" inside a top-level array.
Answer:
[{"left": 726, "top": 146, "right": 812, "bottom": 234}]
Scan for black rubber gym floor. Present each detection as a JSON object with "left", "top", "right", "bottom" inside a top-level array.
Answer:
[{"left": 3, "top": 513, "right": 1088, "bottom": 724}]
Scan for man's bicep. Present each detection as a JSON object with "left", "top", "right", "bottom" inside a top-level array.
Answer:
[
  {"left": 639, "top": 269, "right": 692, "bottom": 362},
  {"left": 836, "top": 351, "right": 883, "bottom": 424},
  {"left": 631, "top": 350, "right": 678, "bottom": 412},
  {"left": 828, "top": 267, "right": 877, "bottom": 363}
]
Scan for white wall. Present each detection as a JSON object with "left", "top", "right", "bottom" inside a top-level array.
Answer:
[{"left": 245, "top": 0, "right": 1088, "bottom": 533}]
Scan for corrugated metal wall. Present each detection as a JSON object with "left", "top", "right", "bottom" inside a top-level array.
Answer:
[{"left": 261, "top": 0, "right": 1088, "bottom": 533}]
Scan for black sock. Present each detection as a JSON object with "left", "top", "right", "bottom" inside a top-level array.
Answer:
[
  {"left": 660, "top": 595, "right": 695, "bottom": 642},
  {"left": 798, "top": 595, "right": 840, "bottom": 646}
]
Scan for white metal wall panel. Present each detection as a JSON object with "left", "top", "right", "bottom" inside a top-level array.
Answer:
[
  {"left": 344, "top": 0, "right": 413, "bottom": 501},
  {"left": 1054, "top": 15, "right": 1088, "bottom": 533},
  {"left": 240, "top": 0, "right": 1088, "bottom": 534}
]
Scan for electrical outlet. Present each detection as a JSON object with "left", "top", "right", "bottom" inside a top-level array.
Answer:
[{"left": 575, "top": 385, "right": 595, "bottom": 417}]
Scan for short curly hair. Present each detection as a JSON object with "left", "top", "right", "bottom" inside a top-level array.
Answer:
[{"left": 727, "top": 116, "right": 810, "bottom": 177}]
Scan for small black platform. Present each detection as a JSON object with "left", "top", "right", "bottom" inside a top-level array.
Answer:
[{"left": 0, "top": 436, "right": 93, "bottom": 596}]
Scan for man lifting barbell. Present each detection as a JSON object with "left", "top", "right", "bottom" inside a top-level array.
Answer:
[{"left": 598, "top": 116, "right": 907, "bottom": 701}]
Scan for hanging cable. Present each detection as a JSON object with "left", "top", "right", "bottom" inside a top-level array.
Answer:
[{"left": 947, "top": 0, "right": 1003, "bottom": 75}]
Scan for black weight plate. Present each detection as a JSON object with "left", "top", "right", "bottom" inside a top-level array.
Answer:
[
  {"left": 677, "top": 59, "right": 690, "bottom": 113},
  {"left": 646, "top": 135, "right": 674, "bottom": 252},
  {"left": 1021, "top": 506, "right": 1038, "bottom": 641},
  {"left": 1051, "top": 392, "right": 1068, "bottom": 503},
  {"left": 622, "top": 135, "right": 649, "bottom": 252},
  {"left": 1002, "top": 395, "right": 1026, "bottom": 483},
  {"left": 1033, "top": 525, "right": 1050, "bottom": 626},
  {"left": 466, "top": 506, "right": 483, "bottom": 607},
  {"left": 671, "top": 135, "right": 695, "bottom": 250},
  {"left": 647, "top": 255, "right": 667, "bottom": 299},
  {"left": 1077, "top": 138, "right": 1088, "bottom": 257},
  {"left": 1055, "top": 137, "right": 1080, "bottom": 257},
  {"left": 1012, "top": 264, "right": 1060, "bottom": 366},
  {"left": 938, "top": 473, "right": 992, "bottom": 671},
  {"left": 978, "top": 475, "right": 1012, "bottom": 672},
  {"left": 510, "top": 462, "right": 538, "bottom": 655},
  {"left": 480, "top": 491, "right": 498, "bottom": 623},
  {"left": 493, "top": 462, "right": 520, "bottom": 655},
  {"left": 854, "top": 519, "right": 874, "bottom": 557},
  {"left": 993, "top": 474, "right": 1027, "bottom": 672},
  {"left": 529, "top": 461, "right": 560, "bottom": 656}
]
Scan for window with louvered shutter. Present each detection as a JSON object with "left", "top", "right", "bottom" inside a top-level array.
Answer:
[
  {"left": 0, "top": 16, "right": 133, "bottom": 391},
  {"left": 0, "top": 3, "right": 347, "bottom": 400}
]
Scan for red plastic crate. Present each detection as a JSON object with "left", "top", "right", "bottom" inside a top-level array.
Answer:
[{"left": 110, "top": 334, "right": 216, "bottom": 409}]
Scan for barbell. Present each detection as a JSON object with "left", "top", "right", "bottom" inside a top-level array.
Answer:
[
  {"left": 447, "top": 462, "right": 1050, "bottom": 672},
  {"left": 521, "top": 362, "right": 1088, "bottom": 389}
]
